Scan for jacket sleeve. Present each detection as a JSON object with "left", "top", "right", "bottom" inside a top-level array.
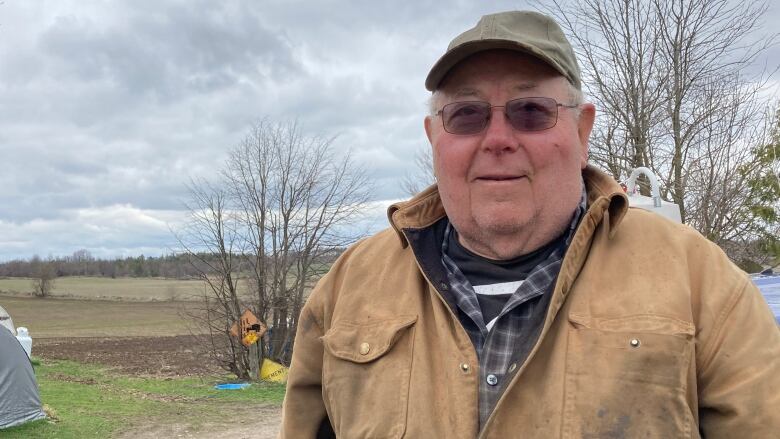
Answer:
[
  {"left": 278, "top": 303, "right": 332, "bottom": 438},
  {"left": 697, "top": 277, "right": 780, "bottom": 437}
]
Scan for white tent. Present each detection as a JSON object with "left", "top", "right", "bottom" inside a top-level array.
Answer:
[
  {"left": 0, "top": 305, "right": 15, "bottom": 336},
  {"left": 0, "top": 324, "right": 46, "bottom": 429}
]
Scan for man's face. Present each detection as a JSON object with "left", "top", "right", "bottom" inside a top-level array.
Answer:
[{"left": 424, "top": 50, "right": 595, "bottom": 259}]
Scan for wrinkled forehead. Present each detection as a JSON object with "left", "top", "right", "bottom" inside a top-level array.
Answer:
[
  {"left": 436, "top": 50, "right": 567, "bottom": 96},
  {"left": 446, "top": 83, "right": 540, "bottom": 101}
]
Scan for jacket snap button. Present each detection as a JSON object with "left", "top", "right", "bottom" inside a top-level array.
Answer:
[
  {"left": 460, "top": 363, "right": 470, "bottom": 373},
  {"left": 630, "top": 338, "right": 640, "bottom": 348},
  {"left": 486, "top": 374, "right": 498, "bottom": 386},
  {"left": 359, "top": 342, "right": 371, "bottom": 355}
]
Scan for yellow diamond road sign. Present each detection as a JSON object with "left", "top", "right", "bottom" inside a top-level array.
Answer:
[{"left": 229, "top": 309, "right": 267, "bottom": 341}]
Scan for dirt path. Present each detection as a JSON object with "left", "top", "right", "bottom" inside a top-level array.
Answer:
[{"left": 115, "top": 405, "right": 282, "bottom": 439}]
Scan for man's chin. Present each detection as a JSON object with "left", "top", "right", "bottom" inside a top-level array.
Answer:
[
  {"left": 458, "top": 217, "right": 535, "bottom": 259},
  {"left": 473, "top": 214, "right": 533, "bottom": 237}
]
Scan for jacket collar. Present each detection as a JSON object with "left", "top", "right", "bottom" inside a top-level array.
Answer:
[{"left": 387, "top": 165, "right": 629, "bottom": 247}]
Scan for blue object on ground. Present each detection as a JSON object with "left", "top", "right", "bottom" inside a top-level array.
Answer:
[
  {"left": 752, "top": 274, "right": 780, "bottom": 324},
  {"left": 214, "top": 383, "right": 251, "bottom": 390}
]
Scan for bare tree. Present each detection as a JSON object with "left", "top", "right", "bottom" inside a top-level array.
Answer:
[
  {"left": 400, "top": 147, "right": 435, "bottom": 196},
  {"left": 176, "top": 179, "right": 250, "bottom": 378},
  {"left": 721, "top": 105, "right": 780, "bottom": 267},
  {"left": 549, "top": 0, "right": 667, "bottom": 184},
  {"left": 178, "top": 120, "right": 371, "bottom": 378},
  {"left": 544, "top": 0, "right": 778, "bottom": 261},
  {"left": 70, "top": 249, "right": 94, "bottom": 276},
  {"left": 30, "top": 256, "right": 57, "bottom": 298}
]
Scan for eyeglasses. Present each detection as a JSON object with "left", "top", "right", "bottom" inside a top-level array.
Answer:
[{"left": 435, "top": 97, "right": 579, "bottom": 135}]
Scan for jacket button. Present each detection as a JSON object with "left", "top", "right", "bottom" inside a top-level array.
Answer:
[
  {"left": 486, "top": 374, "right": 498, "bottom": 386},
  {"left": 460, "top": 363, "right": 470, "bottom": 373},
  {"left": 359, "top": 342, "right": 371, "bottom": 355},
  {"left": 629, "top": 339, "right": 641, "bottom": 348}
]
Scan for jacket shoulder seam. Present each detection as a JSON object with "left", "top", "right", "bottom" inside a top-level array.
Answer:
[{"left": 697, "top": 276, "right": 749, "bottom": 373}]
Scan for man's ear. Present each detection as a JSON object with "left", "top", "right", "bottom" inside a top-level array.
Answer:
[
  {"left": 424, "top": 115, "right": 434, "bottom": 145},
  {"left": 577, "top": 103, "right": 596, "bottom": 167},
  {"left": 423, "top": 116, "right": 439, "bottom": 180}
]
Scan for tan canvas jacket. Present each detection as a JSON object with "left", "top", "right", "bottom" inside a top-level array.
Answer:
[{"left": 279, "top": 166, "right": 780, "bottom": 439}]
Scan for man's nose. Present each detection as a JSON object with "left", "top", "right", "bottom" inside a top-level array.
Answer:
[{"left": 481, "top": 107, "right": 518, "bottom": 153}]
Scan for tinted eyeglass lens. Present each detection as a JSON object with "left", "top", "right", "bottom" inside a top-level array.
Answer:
[
  {"left": 442, "top": 102, "right": 490, "bottom": 135},
  {"left": 440, "top": 97, "right": 560, "bottom": 134},
  {"left": 506, "top": 98, "right": 558, "bottom": 131}
]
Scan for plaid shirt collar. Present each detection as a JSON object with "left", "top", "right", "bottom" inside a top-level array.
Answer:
[
  {"left": 440, "top": 185, "right": 587, "bottom": 428},
  {"left": 441, "top": 187, "right": 586, "bottom": 340}
]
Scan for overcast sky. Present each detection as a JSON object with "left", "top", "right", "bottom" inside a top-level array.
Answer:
[{"left": 1, "top": 0, "right": 778, "bottom": 261}]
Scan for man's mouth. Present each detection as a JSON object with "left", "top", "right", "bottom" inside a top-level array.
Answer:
[{"left": 475, "top": 175, "right": 525, "bottom": 181}]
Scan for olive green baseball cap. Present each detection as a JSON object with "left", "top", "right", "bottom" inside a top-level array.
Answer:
[{"left": 425, "top": 11, "right": 581, "bottom": 91}]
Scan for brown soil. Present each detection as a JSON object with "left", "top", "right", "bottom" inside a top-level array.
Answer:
[{"left": 35, "top": 335, "right": 221, "bottom": 377}]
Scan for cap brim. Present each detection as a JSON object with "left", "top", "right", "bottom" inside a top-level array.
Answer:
[{"left": 424, "top": 39, "right": 571, "bottom": 91}]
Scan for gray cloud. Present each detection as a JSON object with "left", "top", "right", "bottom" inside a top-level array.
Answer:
[
  {"left": 36, "top": 1, "right": 300, "bottom": 98},
  {"left": 0, "top": 0, "right": 777, "bottom": 261}
]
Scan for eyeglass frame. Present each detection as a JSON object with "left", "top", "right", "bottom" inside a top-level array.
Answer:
[{"left": 434, "top": 97, "right": 580, "bottom": 135}]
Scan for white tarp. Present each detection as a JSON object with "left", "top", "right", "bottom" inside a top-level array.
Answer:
[
  {"left": 752, "top": 275, "right": 780, "bottom": 324},
  {"left": 0, "top": 325, "right": 45, "bottom": 429}
]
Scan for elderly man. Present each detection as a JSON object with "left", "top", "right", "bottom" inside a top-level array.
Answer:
[{"left": 279, "top": 11, "right": 780, "bottom": 438}]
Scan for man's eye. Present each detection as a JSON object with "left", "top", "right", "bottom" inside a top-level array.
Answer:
[
  {"left": 452, "top": 105, "right": 481, "bottom": 117},
  {"left": 521, "top": 103, "right": 545, "bottom": 113}
]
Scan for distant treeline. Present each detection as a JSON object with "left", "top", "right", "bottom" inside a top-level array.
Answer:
[
  {"left": 0, "top": 249, "right": 344, "bottom": 279},
  {"left": 0, "top": 250, "right": 198, "bottom": 278}
]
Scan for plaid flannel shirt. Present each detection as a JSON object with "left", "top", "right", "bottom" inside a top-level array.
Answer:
[{"left": 441, "top": 187, "right": 587, "bottom": 428}]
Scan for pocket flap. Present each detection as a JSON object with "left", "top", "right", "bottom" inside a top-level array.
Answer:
[
  {"left": 322, "top": 315, "right": 418, "bottom": 363},
  {"left": 568, "top": 313, "right": 694, "bottom": 337}
]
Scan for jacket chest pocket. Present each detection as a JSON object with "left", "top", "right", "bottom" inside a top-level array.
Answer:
[
  {"left": 562, "top": 313, "right": 696, "bottom": 439},
  {"left": 321, "top": 315, "right": 417, "bottom": 439}
]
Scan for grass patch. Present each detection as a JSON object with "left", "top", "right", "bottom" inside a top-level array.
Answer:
[
  {"left": 111, "top": 375, "right": 286, "bottom": 404},
  {"left": 0, "top": 359, "right": 285, "bottom": 439}
]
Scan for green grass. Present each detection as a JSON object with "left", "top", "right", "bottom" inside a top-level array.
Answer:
[{"left": 0, "top": 359, "right": 285, "bottom": 439}]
